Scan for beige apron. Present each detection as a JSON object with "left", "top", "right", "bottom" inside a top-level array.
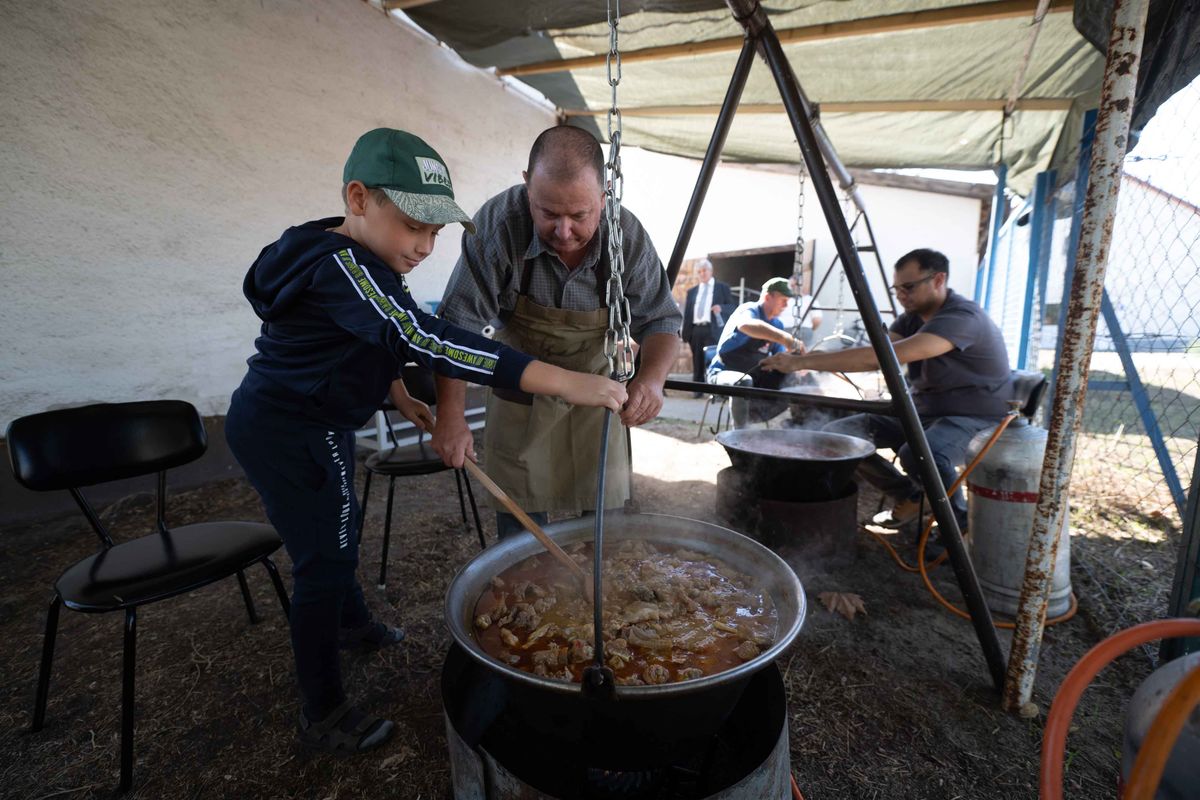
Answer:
[{"left": 483, "top": 294, "right": 631, "bottom": 513}]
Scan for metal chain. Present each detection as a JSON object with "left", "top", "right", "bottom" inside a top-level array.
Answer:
[
  {"left": 603, "top": 0, "right": 635, "bottom": 381},
  {"left": 792, "top": 162, "right": 807, "bottom": 283}
]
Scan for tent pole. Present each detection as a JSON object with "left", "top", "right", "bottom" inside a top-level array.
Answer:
[
  {"left": 725, "top": 0, "right": 1008, "bottom": 691},
  {"left": 666, "top": 35, "right": 757, "bottom": 288},
  {"left": 1002, "top": 0, "right": 1150, "bottom": 713}
]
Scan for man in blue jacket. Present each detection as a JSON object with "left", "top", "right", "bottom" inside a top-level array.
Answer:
[{"left": 707, "top": 277, "right": 804, "bottom": 427}]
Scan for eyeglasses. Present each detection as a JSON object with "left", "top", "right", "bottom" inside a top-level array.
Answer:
[{"left": 889, "top": 273, "right": 937, "bottom": 295}]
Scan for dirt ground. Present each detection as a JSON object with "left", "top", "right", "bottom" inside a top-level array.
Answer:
[{"left": 0, "top": 406, "right": 1177, "bottom": 800}]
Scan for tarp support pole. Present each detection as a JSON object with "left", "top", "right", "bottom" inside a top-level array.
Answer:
[
  {"left": 724, "top": 0, "right": 1008, "bottom": 692},
  {"left": 666, "top": 35, "right": 757, "bottom": 288},
  {"left": 1003, "top": 0, "right": 1150, "bottom": 712}
]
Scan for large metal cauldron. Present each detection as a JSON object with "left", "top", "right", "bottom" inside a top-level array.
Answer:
[
  {"left": 716, "top": 429, "right": 875, "bottom": 502},
  {"left": 444, "top": 510, "right": 805, "bottom": 768}
]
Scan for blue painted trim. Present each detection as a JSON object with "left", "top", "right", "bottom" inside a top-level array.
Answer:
[
  {"left": 982, "top": 164, "right": 1008, "bottom": 313},
  {"left": 976, "top": 165, "right": 1008, "bottom": 305},
  {"left": 1017, "top": 171, "right": 1053, "bottom": 369},
  {"left": 1101, "top": 290, "right": 1186, "bottom": 516}
]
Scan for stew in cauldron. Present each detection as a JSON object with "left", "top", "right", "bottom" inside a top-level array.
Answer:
[{"left": 473, "top": 539, "right": 777, "bottom": 686}]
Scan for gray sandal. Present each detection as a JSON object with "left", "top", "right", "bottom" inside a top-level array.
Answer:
[{"left": 297, "top": 701, "right": 394, "bottom": 754}]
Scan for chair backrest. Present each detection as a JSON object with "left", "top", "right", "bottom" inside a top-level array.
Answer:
[
  {"left": 1010, "top": 370, "right": 1049, "bottom": 420},
  {"left": 7, "top": 400, "right": 207, "bottom": 492}
]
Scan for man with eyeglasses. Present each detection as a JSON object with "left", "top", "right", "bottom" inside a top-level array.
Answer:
[{"left": 762, "top": 248, "right": 1012, "bottom": 534}]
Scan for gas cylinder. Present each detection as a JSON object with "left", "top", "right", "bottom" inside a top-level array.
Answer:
[
  {"left": 965, "top": 419, "right": 1072, "bottom": 618},
  {"left": 1120, "top": 651, "right": 1200, "bottom": 799}
]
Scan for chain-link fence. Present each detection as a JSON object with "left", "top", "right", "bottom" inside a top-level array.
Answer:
[{"left": 989, "top": 81, "right": 1200, "bottom": 529}]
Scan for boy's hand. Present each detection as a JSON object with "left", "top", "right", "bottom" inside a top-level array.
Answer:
[
  {"left": 431, "top": 413, "right": 475, "bottom": 467},
  {"left": 394, "top": 396, "right": 435, "bottom": 432},
  {"left": 559, "top": 373, "right": 628, "bottom": 412},
  {"left": 518, "top": 362, "right": 627, "bottom": 412}
]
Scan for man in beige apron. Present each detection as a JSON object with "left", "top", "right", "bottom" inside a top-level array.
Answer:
[{"left": 430, "top": 126, "right": 682, "bottom": 538}]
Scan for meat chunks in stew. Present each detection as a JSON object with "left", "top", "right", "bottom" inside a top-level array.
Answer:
[{"left": 473, "top": 540, "right": 777, "bottom": 685}]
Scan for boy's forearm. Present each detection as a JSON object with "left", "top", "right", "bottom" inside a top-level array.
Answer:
[{"left": 517, "top": 361, "right": 569, "bottom": 397}]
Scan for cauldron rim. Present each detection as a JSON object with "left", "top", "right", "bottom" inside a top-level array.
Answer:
[
  {"left": 444, "top": 510, "right": 806, "bottom": 699},
  {"left": 716, "top": 428, "right": 876, "bottom": 464}
]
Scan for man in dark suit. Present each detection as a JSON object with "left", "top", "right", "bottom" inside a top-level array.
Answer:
[{"left": 681, "top": 259, "right": 735, "bottom": 389}]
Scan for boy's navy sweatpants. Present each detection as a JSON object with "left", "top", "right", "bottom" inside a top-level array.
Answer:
[{"left": 226, "top": 389, "right": 371, "bottom": 720}]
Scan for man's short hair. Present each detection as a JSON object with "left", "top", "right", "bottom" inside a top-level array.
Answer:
[
  {"left": 527, "top": 125, "right": 605, "bottom": 185},
  {"left": 895, "top": 248, "right": 950, "bottom": 275}
]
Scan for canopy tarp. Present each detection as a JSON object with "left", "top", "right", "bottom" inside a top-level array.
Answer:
[
  {"left": 399, "top": 0, "right": 1196, "bottom": 195},
  {"left": 401, "top": 0, "right": 1116, "bottom": 194}
]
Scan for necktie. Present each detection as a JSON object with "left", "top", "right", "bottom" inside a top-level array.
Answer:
[{"left": 697, "top": 282, "right": 710, "bottom": 324}]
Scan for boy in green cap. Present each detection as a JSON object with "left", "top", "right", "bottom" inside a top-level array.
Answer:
[{"left": 226, "top": 129, "right": 626, "bottom": 754}]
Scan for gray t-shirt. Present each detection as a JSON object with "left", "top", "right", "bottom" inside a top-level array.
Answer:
[
  {"left": 890, "top": 290, "right": 1013, "bottom": 417},
  {"left": 438, "top": 185, "right": 681, "bottom": 341}
]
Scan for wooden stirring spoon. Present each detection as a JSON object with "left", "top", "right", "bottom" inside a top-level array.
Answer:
[{"left": 461, "top": 459, "right": 593, "bottom": 600}]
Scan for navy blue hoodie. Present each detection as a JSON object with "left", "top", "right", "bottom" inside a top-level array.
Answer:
[{"left": 237, "top": 217, "right": 532, "bottom": 430}]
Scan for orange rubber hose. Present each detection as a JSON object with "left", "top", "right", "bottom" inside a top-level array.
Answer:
[
  {"left": 1040, "top": 619, "right": 1200, "bottom": 800},
  {"left": 867, "top": 411, "right": 1078, "bottom": 629},
  {"left": 791, "top": 773, "right": 806, "bottom": 800},
  {"left": 1123, "top": 662, "right": 1200, "bottom": 800}
]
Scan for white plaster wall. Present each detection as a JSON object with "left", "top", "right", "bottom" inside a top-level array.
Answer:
[
  {"left": 618, "top": 147, "right": 985, "bottom": 341},
  {"left": 0, "top": 0, "right": 554, "bottom": 427}
]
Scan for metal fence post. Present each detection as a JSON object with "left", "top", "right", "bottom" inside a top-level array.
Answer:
[
  {"left": 1002, "top": 0, "right": 1151, "bottom": 712},
  {"left": 1162, "top": 435, "right": 1200, "bottom": 660}
]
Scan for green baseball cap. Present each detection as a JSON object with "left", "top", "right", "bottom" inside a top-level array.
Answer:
[
  {"left": 343, "top": 128, "right": 476, "bottom": 234},
  {"left": 761, "top": 277, "right": 795, "bottom": 297}
]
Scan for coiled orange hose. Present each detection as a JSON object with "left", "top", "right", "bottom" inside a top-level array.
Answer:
[
  {"left": 867, "top": 412, "right": 1078, "bottom": 628},
  {"left": 1040, "top": 618, "right": 1200, "bottom": 799}
]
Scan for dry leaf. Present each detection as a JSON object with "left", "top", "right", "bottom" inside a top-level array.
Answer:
[{"left": 819, "top": 591, "right": 867, "bottom": 621}]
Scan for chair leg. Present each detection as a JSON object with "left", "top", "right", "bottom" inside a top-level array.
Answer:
[
  {"left": 698, "top": 395, "right": 714, "bottom": 438},
  {"left": 459, "top": 469, "right": 486, "bottom": 550},
  {"left": 119, "top": 607, "right": 137, "bottom": 794},
  {"left": 453, "top": 468, "right": 469, "bottom": 523},
  {"left": 262, "top": 557, "right": 291, "bottom": 618},
  {"left": 358, "top": 468, "right": 373, "bottom": 537},
  {"left": 31, "top": 592, "right": 61, "bottom": 732},
  {"left": 378, "top": 476, "right": 396, "bottom": 590},
  {"left": 236, "top": 570, "right": 260, "bottom": 625}
]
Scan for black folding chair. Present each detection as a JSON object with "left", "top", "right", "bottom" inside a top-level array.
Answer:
[
  {"left": 6, "top": 400, "right": 290, "bottom": 794},
  {"left": 359, "top": 366, "right": 485, "bottom": 590}
]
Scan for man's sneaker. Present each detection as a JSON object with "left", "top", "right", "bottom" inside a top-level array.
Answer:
[{"left": 871, "top": 498, "right": 924, "bottom": 529}]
